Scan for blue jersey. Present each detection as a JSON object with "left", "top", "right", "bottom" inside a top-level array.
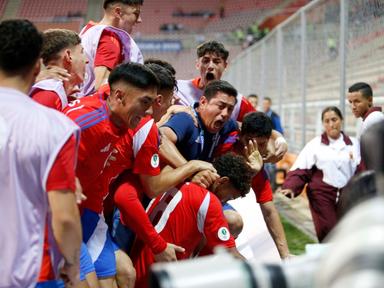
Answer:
[{"left": 162, "top": 112, "right": 238, "bottom": 162}]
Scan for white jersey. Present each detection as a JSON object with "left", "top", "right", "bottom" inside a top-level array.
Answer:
[
  {"left": 80, "top": 22, "right": 144, "bottom": 96},
  {"left": 176, "top": 79, "right": 243, "bottom": 121},
  {"left": 30, "top": 79, "right": 68, "bottom": 109},
  {"left": 291, "top": 133, "right": 360, "bottom": 188},
  {"left": 0, "top": 87, "right": 79, "bottom": 287}
]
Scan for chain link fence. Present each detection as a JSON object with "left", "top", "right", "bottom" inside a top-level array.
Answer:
[{"left": 224, "top": 0, "right": 384, "bottom": 153}]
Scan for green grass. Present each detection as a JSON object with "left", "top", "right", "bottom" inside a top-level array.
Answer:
[{"left": 280, "top": 215, "right": 316, "bottom": 255}]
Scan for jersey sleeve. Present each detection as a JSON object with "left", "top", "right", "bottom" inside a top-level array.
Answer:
[
  {"left": 214, "top": 130, "right": 238, "bottom": 157},
  {"left": 46, "top": 135, "right": 77, "bottom": 192},
  {"left": 237, "top": 96, "right": 256, "bottom": 122},
  {"left": 203, "top": 193, "right": 236, "bottom": 250},
  {"left": 252, "top": 169, "right": 273, "bottom": 203},
  {"left": 94, "top": 30, "right": 123, "bottom": 70},
  {"left": 31, "top": 90, "right": 63, "bottom": 111},
  {"left": 132, "top": 121, "right": 161, "bottom": 176},
  {"left": 161, "top": 112, "right": 194, "bottom": 144}
]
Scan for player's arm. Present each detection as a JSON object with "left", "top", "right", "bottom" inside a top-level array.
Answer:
[
  {"left": 46, "top": 135, "right": 81, "bottom": 286},
  {"left": 159, "top": 124, "right": 190, "bottom": 169},
  {"left": 260, "top": 201, "right": 290, "bottom": 259},
  {"left": 94, "top": 66, "right": 110, "bottom": 91},
  {"left": 264, "top": 130, "right": 288, "bottom": 163},
  {"left": 140, "top": 162, "right": 217, "bottom": 198}
]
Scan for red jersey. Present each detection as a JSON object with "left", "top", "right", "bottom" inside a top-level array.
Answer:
[
  {"left": 131, "top": 182, "right": 235, "bottom": 288},
  {"left": 63, "top": 92, "right": 127, "bottom": 213},
  {"left": 216, "top": 130, "right": 273, "bottom": 204},
  {"left": 38, "top": 136, "right": 77, "bottom": 281},
  {"left": 32, "top": 90, "right": 63, "bottom": 111}
]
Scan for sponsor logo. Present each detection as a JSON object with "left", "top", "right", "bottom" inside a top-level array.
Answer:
[
  {"left": 151, "top": 154, "right": 160, "bottom": 168},
  {"left": 100, "top": 143, "right": 111, "bottom": 153},
  {"left": 217, "top": 227, "right": 230, "bottom": 241}
]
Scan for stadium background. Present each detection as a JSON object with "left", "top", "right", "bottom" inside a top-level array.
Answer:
[{"left": 0, "top": 0, "right": 382, "bottom": 153}]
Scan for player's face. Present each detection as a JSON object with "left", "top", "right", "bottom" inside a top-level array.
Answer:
[
  {"left": 198, "top": 92, "right": 236, "bottom": 133},
  {"left": 323, "top": 110, "right": 342, "bottom": 140},
  {"left": 215, "top": 181, "right": 242, "bottom": 203},
  {"left": 116, "top": 85, "right": 157, "bottom": 129},
  {"left": 262, "top": 99, "right": 271, "bottom": 113},
  {"left": 116, "top": 4, "right": 142, "bottom": 34},
  {"left": 247, "top": 97, "right": 258, "bottom": 110},
  {"left": 69, "top": 44, "right": 88, "bottom": 85},
  {"left": 153, "top": 88, "right": 174, "bottom": 122},
  {"left": 240, "top": 134, "right": 269, "bottom": 155},
  {"left": 347, "top": 91, "right": 372, "bottom": 118},
  {"left": 196, "top": 53, "right": 227, "bottom": 87}
]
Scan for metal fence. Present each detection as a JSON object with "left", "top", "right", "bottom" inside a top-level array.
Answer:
[{"left": 224, "top": 0, "right": 384, "bottom": 153}]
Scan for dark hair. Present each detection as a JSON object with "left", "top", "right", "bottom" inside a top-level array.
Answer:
[
  {"left": 41, "top": 29, "right": 81, "bottom": 66},
  {"left": 145, "top": 63, "right": 177, "bottom": 92},
  {"left": 203, "top": 80, "right": 237, "bottom": 102},
  {"left": 264, "top": 97, "right": 272, "bottom": 103},
  {"left": 109, "top": 62, "right": 159, "bottom": 91},
  {"left": 0, "top": 19, "right": 43, "bottom": 76},
  {"left": 196, "top": 41, "right": 229, "bottom": 60},
  {"left": 247, "top": 94, "right": 258, "bottom": 99},
  {"left": 348, "top": 82, "right": 373, "bottom": 99},
  {"left": 213, "top": 153, "right": 252, "bottom": 197},
  {"left": 144, "top": 58, "right": 176, "bottom": 76},
  {"left": 241, "top": 112, "right": 273, "bottom": 138},
  {"left": 339, "top": 170, "right": 377, "bottom": 218},
  {"left": 321, "top": 106, "right": 343, "bottom": 121},
  {"left": 104, "top": 0, "right": 143, "bottom": 9}
]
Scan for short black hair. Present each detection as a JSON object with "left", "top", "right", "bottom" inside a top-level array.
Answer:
[
  {"left": 145, "top": 63, "right": 177, "bottom": 92},
  {"left": 0, "top": 19, "right": 43, "bottom": 76},
  {"left": 203, "top": 80, "right": 237, "bottom": 102},
  {"left": 241, "top": 112, "right": 273, "bottom": 138},
  {"left": 213, "top": 153, "right": 252, "bottom": 197},
  {"left": 196, "top": 41, "right": 229, "bottom": 60},
  {"left": 144, "top": 58, "right": 176, "bottom": 76},
  {"left": 321, "top": 106, "right": 343, "bottom": 121},
  {"left": 264, "top": 97, "right": 272, "bottom": 103},
  {"left": 247, "top": 94, "right": 258, "bottom": 99},
  {"left": 103, "top": 0, "right": 143, "bottom": 9},
  {"left": 348, "top": 82, "right": 373, "bottom": 99},
  {"left": 109, "top": 62, "right": 159, "bottom": 91}
]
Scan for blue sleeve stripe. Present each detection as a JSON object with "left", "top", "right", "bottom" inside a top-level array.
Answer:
[{"left": 80, "top": 115, "right": 109, "bottom": 131}]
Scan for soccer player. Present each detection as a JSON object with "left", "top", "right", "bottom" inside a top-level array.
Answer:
[
  {"left": 216, "top": 112, "right": 290, "bottom": 259},
  {"left": 347, "top": 82, "right": 384, "bottom": 139},
  {"left": 63, "top": 62, "right": 158, "bottom": 287},
  {"left": 0, "top": 20, "right": 81, "bottom": 287},
  {"left": 31, "top": 29, "right": 88, "bottom": 110},
  {"left": 80, "top": 0, "right": 144, "bottom": 96},
  {"left": 176, "top": 40, "right": 255, "bottom": 122},
  {"left": 131, "top": 153, "right": 253, "bottom": 288}
]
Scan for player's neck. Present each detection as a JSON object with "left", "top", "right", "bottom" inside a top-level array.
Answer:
[
  {"left": 99, "top": 14, "right": 115, "bottom": 27},
  {"left": 0, "top": 72, "right": 33, "bottom": 95}
]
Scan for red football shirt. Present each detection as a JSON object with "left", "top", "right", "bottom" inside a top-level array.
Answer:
[
  {"left": 63, "top": 92, "right": 127, "bottom": 213},
  {"left": 131, "top": 183, "right": 235, "bottom": 288},
  {"left": 32, "top": 89, "right": 63, "bottom": 111}
]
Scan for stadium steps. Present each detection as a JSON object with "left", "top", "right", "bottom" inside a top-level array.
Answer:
[{"left": 1, "top": 0, "right": 21, "bottom": 19}]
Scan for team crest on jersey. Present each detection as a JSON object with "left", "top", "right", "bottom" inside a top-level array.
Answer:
[
  {"left": 151, "top": 154, "right": 159, "bottom": 168},
  {"left": 217, "top": 227, "right": 230, "bottom": 241}
]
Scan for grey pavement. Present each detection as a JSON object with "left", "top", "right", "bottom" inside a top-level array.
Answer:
[{"left": 274, "top": 191, "right": 318, "bottom": 242}]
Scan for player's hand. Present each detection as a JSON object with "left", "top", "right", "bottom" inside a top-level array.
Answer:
[
  {"left": 191, "top": 169, "right": 220, "bottom": 189},
  {"left": 280, "top": 188, "right": 295, "bottom": 199},
  {"left": 274, "top": 137, "right": 288, "bottom": 162},
  {"left": 154, "top": 243, "right": 185, "bottom": 262},
  {"left": 243, "top": 139, "right": 263, "bottom": 173},
  {"left": 167, "top": 105, "right": 198, "bottom": 127},
  {"left": 59, "top": 260, "right": 80, "bottom": 287},
  {"left": 75, "top": 177, "right": 86, "bottom": 204},
  {"left": 190, "top": 159, "right": 217, "bottom": 173},
  {"left": 36, "top": 64, "right": 71, "bottom": 83}
]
